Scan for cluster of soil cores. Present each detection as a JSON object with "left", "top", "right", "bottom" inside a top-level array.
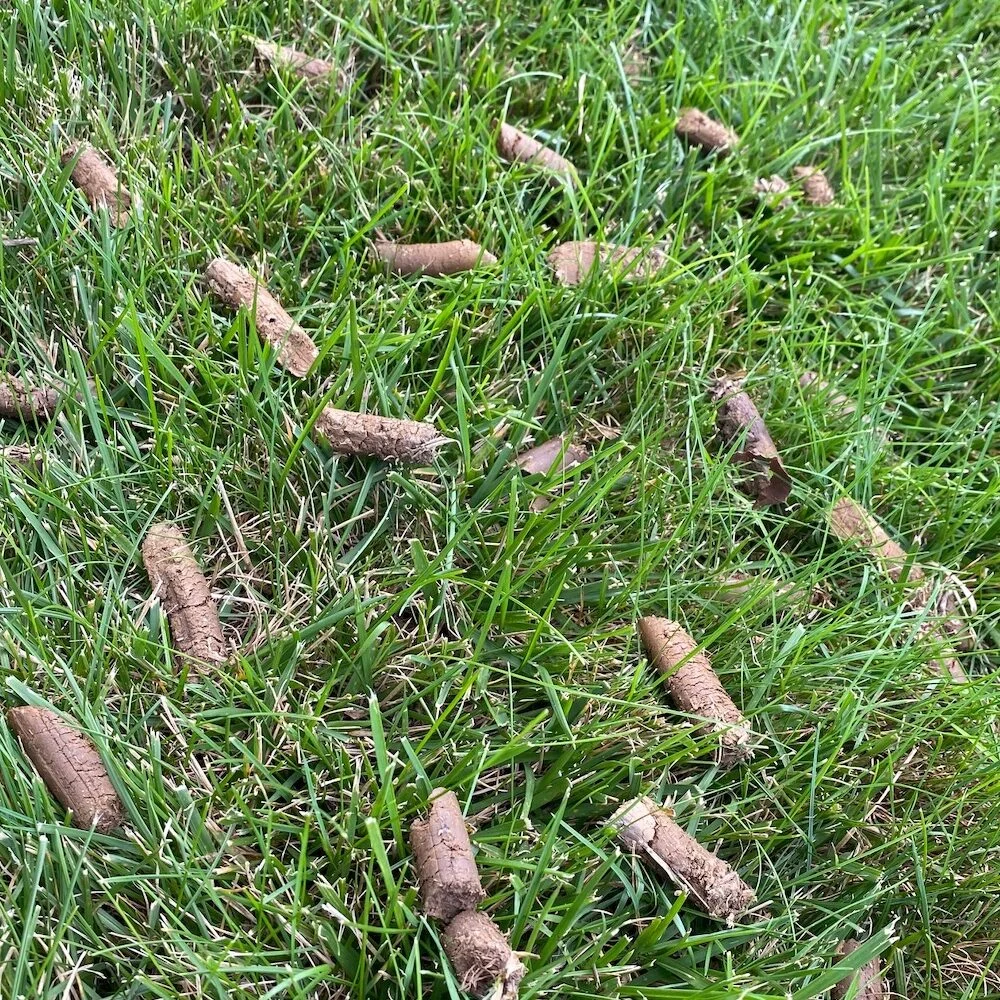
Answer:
[
  {"left": 831, "top": 939, "right": 885, "bottom": 999},
  {"left": 253, "top": 39, "right": 343, "bottom": 85},
  {"left": 637, "top": 616, "right": 752, "bottom": 767},
  {"left": 827, "top": 497, "right": 923, "bottom": 583},
  {"left": 203, "top": 258, "right": 318, "bottom": 377},
  {"left": 373, "top": 240, "right": 498, "bottom": 276},
  {"left": 495, "top": 123, "right": 576, "bottom": 180},
  {"left": 712, "top": 377, "right": 791, "bottom": 506},
  {"left": 1, "top": 445, "right": 42, "bottom": 472},
  {"left": 410, "top": 789, "right": 486, "bottom": 921},
  {"left": 61, "top": 143, "right": 131, "bottom": 227},
  {"left": 675, "top": 108, "right": 738, "bottom": 155},
  {"left": 7, "top": 706, "right": 122, "bottom": 833},
  {"left": 141, "top": 522, "right": 227, "bottom": 669},
  {"left": 612, "top": 796, "right": 758, "bottom": 922},
  {"left": 442, "top": 910, "right": 525, "bottom": 1000},
  {"left": 547, "top": 241, "right": 666, "bottom": 286},
  {"left": 313, "top": 406, "right": 446, "bottom": 465},
  {"left": 794, "top": 166, "right": 835, "bottom": 206},
  {"left": 799, "top": 371, "right": 856, "bottom": 418},
  {"left": 753, "top": 175, "right": 792, "bottom": 207},
  {"left": 0, "top": 375, "right": 62, "bottom": 422}
]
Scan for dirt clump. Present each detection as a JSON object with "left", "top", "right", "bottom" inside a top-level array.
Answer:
[
  {"left": 8, "top": 706, "right": 122, "bottom": 832},
  {"left": 441, "top": 910, "right": 525, "bottom": 999},
  {"left": 62, "top": 143, "right": 131, "bottom": 226},
  {"left": 712, "top": 377, "right": 791, "bottom": 506},
  {"left": 496, "top": 122, "right": 575, "bottom": 179},
  {"left": 828, "top": 497, "right": 923, "bottom": 583},
  {"left": 142, "top": 522, "right": 227, "bottom": 669},
  {"left": 253, "top": 39, "right": 345, "bottom": 85},
  {"left": 313, "top": 406, "right": 447, "bottom": 465},
  {"left": 0, "top": 375, "right": 62, "bottom": 422},
  {"left": 794, "top": 166, "right": 835, "bottom": 206},
  {"left": 753, "top": 175, "right": 792, "bottom": 207},
  {"left": 675, "top": 108, "right": 738, "bottom": 155},
  {"left": 374, "top": 240, "right": 497, "bottom": 276},
  {"left": 410, "top": 788, "right": 486, "bottom": 921},
  {"left": 1, "top": 445, "right": 42, "bottom": 472},
  {"left": 547, "top": 241, "right": 666, "bottom": 285},
  {"left": 831, "top": 939, "right": 885, "bottom": 999},
  {"left": 204, "top": 258, "right": 318, "bottom": 377},
  {"left": 637, "top": 616, "right": 752, "bottom": 767},
  {"left": 612, "top": 796, "right": 758, "bottom": 922}
]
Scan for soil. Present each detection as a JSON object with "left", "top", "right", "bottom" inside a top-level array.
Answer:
[
  {"left": 828, "top": 497, "right": 923, "bottom": 583},
  {"left": 794, "top": 166, "right": 835, "bottom": 206},
  {"left": 547, "top": 241, "right": 666, "bottom": 285},
  {"left": 373, "top": 240, "right": 498, "bottom": 276},
  {"left": 496, "top": 123, "right": 575, "bottom": 178},
  {"left": 831, "top": 939, "right": 885, "bottom": 999},
  {"left": 441, "top": 910, "right": 525, "bottom": 1000},
  {"left": 675, "top": 108, "right": 738, "bottom": 155},
  {"left": 0, "top": 375, "right": 61, "bottom": 421},
  {"left": 313, "top": 406, "right": 446, "bottom": 464},
  {"left": 61, "top": 144, "right": 131, "bottom": 226}
]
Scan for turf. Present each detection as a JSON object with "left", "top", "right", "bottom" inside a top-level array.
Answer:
[{"left": 1, "top": 1, "right": 1000, "bottom": 997}]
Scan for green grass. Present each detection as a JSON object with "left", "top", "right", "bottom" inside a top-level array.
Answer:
[{"left": 1, "top": 0, "right": 999, "bottom": 997}]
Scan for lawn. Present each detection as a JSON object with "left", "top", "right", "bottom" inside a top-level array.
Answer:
[{"left": 1, "top": 0, "right": 1000, "bottom": 997}]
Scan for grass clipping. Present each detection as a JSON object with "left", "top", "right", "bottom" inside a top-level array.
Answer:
[
  {"left": 8, "top": 706, "right": 122, "bottom": 832},
  {"left": 204, "top": 258, "right": 318, "bottom": 377},
  {"left": 612, "top": 796, "right": 758, "bottom": 923},
  {"left": 638, "top": 616, "right": 753, "bottom": 767},
  {"left": 142, "top": 522, "right": 227, "bottom": 669}
]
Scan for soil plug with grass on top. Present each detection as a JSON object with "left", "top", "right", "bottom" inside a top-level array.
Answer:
[
  {"left": 794, "top": 166, "right": 835, "bottom": 206},
  {"left": 547, "top": 241, "right": 666, "bottom": 286},
  {"left": 442, "top": 910, "right": 525, "bottom": 1000},
  {"left": 312, "top": 405, "right": 447, "bottom": 465},
  {"left": 142, "top": 522, "right": 227, "bottom": 669},
  {"left": 611, "top": 796, "right": 758, "bottom": 923},
  {"left": 514, "top": 434, "right": 588, "bottom": 510},
  {"left": 675, "top": 108, "right": 738, "bottom": 156},
  {"left": 0, "top": 374, "right": 62, "bottom": 422},
  {"left": 831, "top": 939, "right": 885, "bottom": 999},
  {"left": 637, "top": 616, "right": 752, "bottom": 767},
  {"left": 204, "top": 258, "right": 318, "bottom": 377},
  {"left": 410, "top": 788, "right": 486, "bottom": 921},
  {"left": 712, "top": 376, "right": 791, "bottom": 506},
  {"left": 495, "top": 121, "right": 576, "bottom": 181},
  {"left": 253, "top": 38, "right": 348, "bottom": 86},
  {"left": 62, "top": 143, "right": 131, "bottom": 226},
  {"left": 827, "top": 497, "right": 923, "bottom": 584},
  {"left": 8, "top": 706, "right": 123, "bottom": 833},
  {"left": 374, "top": 239, "right": 497, "bottom": 276}
]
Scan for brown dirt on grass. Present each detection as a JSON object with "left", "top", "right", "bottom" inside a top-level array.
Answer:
[
  {"left": 1, "top": 445, "right": 42, "bottom": 472},
  {"left": 547, "top": 241, "right": 666, "bottom": 286},
  {"left": 373, "top": 240, "right": 498, "bottom": 276},
  {"left": 637, "top": 616, "right": 752, "bottom": 767},
  {"left": 442, "top": 911, "right": 525, "bottom": 999},
  {"left": 495, "top": 123, "right": 575, "bottom": 179},
  {"left": 831, "top": 939, "right": 885, "bottom": 999},
  {"left": 142, "top": 522, "right": 227, "bottom": 669},
  {"left": 612, "top": 796, "right": 758, "bottom": 922},
  {"left": 410, "top": 788, "right": 486, "bottom": 922},
  {"left": 0, "top": 375, "right": 62, "bottom": 422},
  {"left": 253, "top": 39, "right": 344, "bottom": 85},
  {"left": 204, "top": 258, "right": 318, "bottom": 377},
  {"left": 8, "top": 706, "right": 122, "bottom": 833},
  {"left": 61, "top": 143, "right": 131, "bottom": 227},
  {"left": 794, "top": 166, "right": 835, "bottom": 206},
  {"left": 675, "top": 108, "right": 738, "bottom": 155},
  {"left": 712, "top": 377, "right": 791, "bottom": 506},
  {"left": 828, "top": 497, "right": 923, "bottom": 583},
  {"left": 313, "top": 406, "right": 446, "bottom": 464}
]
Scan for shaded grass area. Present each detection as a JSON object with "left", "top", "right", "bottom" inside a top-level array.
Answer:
[{"left": 1, "top": 0, "right": 1000, "bottom": 997}]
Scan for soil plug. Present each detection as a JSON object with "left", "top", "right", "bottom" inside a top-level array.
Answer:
[
  {"left": 410, "top": 788, "right": 485, "bottom": 921},
  {"left": 495, "top": 122, "right": 576, "bottom": 180},
  {"left": 204, "top": 258, "right": 318, "bottom": 377},
  {"left": 547, "top": 241, "right": 666, "bottom": 286},
  {"left": 142, "top": 522, "right": 227, "bottom": 669},
  {"left": 515, "top": 435, "right": 588, "bottom": 510},
  {"left": 827, "top": 497, "right": 923, "bottom": 583},
  {"left": 374, "top": 240, "right": 497, "bottom": 276},
  {"left": 712, "top": 377, "right": 791, "bottom": 506},
  {"left": 637, "top": 616, "right": 752, "bottom": 767},
  {"left": 675, "top": 108, "right": 738, "bottom": 156},
  {"left": 313, "top": 406, "right": 447, "bottom": 464},
  {"left": 61, "top": 143, "right": 131, "bottom": 226},
  {"left": 799, "top": 371, "right": 856, "bottom": 418},
  {"left": 442, "top": 910, "right": 526, "bottom": 1000},
  {"left": 1, "top": 445, "right": 43, "bottom": 473},
  {"left": 0, "top": 374, "right": 62, "bottom": 422},
  {"left": 753, "top": 175, "right": 792, "bottom": 208},
  {"left": 794, "top": 166, "right": 835, "bottom": 206},
  {"left": 8, "top": 706, "right": 122, "bottom": 833},
  {"left": 253, "top": 39, "right": 345, "bottom": 85},
  {"left": 831, "top": 939, "right": 885, "bottom": 999},
  {"left": 612, "top": 796, "right": 758, "bottom": 922}
]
